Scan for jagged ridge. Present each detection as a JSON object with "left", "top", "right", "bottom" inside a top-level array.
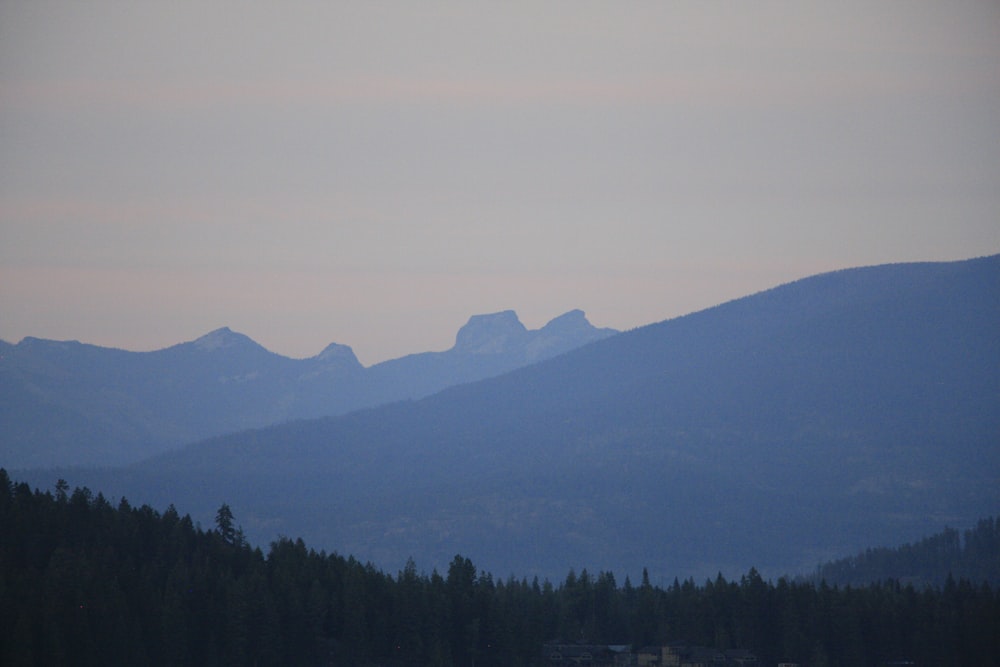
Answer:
[{"left": 1, "top": 310, "right": 618, "bottom": 467}]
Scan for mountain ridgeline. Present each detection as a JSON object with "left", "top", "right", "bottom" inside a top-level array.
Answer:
[
  {"left": 0, "top": 309, "right": 616, "bottom": 467},
  {"left": 20, "top": 255, "right": 1000, "bottom": 582}
]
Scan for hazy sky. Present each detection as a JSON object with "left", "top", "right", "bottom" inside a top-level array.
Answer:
[{"left": 2, "top": 2, "right": 998, "bottom": 365}]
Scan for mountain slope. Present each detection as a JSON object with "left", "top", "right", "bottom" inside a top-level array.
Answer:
[
  {"left": 0, "top": 311, "right": 616, "bottom": 467},
  {"left": 20, "top": 256, "right": 1000, "bottom": 581},
  {"left": 810, "top": 516, "right": 1000, "bottom": 588}
]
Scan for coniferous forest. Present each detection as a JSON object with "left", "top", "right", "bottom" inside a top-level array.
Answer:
[
  {"left": 2, "top": 471, "right": 998, "bottom": 667},
  {"left": 812, "top": 517, "right": 1000, "bottom": 590}
]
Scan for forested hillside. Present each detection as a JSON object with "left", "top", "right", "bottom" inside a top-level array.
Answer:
[
  {"left": 813, "top": 517, "right": 1000, "bottom": 588},
  {"left": 3, "top": 472, "right": 998, "bottom": 667}
]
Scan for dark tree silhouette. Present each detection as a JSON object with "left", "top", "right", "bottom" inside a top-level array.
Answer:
[
  {"left": 1, "top": 471, "right": 997, "bottom": 667},
  {"left": 215, "top": 502, "right": 236, "bottom": 544}
]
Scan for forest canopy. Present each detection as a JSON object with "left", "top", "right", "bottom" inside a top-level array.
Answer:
[{"left": 1, "top": 470, "right": 997, "bottom": 666}]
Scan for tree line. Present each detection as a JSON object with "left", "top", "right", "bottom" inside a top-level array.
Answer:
[
  {"left": 1, "top": 470, "right": 997, "bottom": 666},
  {"left": 812, "top": 517, "right": 999, "bottom": 589}
]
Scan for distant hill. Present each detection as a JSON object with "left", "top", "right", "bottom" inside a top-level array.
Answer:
[
  {"left": 0, "top": 310, "right": 617, "bottom": 467},
  {"left": 811, "top": 516, "right": 1000, "bottom": 588},
  {"left": 15, "top": 255, "right": 1000, "bottom": 582}
]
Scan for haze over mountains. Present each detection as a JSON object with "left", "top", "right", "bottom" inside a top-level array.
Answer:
[
  {"left": 0, "top": 309, "right": 616, "bottom": 467},
  {"left": 7, "top": 255, "right": 1000, "bottom": 583}
]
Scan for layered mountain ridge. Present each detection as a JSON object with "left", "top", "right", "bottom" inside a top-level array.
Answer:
[
  {"left": 0, "top": 310, "right": 617, "bottom": 467},
  {"left": 15, "top": 255, "right": 999, "bottom": 582}
]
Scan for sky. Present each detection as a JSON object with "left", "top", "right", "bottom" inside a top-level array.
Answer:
[{"left": 2, "top": 2, "right": 999, "bottom": 365}]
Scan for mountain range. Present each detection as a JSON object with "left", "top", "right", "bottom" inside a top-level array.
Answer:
[
  {"left": 8, "top": 255, "right": 1000, "bottom": 582},
  {"left": 0, "top": 309, "right": 616, "bottom": 467}
]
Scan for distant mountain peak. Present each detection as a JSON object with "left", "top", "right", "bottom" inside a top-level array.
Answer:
[
  {"left": 315, "top": 342, "right": 362, "bottom": 368},
  {"left": 527, "top": 310, "right": 618, "bottom": 361},
  {"left": 17, "top": 336, "right": 83, "bottom": 349},
  {"left": 545, "top": 308, "right": 586, "bottom": 323},
  {"left": 540, "top": 309, "right": 598, "bottom": 334},
  {"left": 448, "top": 309, "right": 619, "bottom": 360},
  {"left": 192, "top": 327, "right": 260, "bottom": 352},
  {"left": 453, "top": 310, "right": 528, "bottom": 354}
]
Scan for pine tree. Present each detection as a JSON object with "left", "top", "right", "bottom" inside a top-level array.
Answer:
[{"left": 214, "top": 503, "right": 235, "bottom": 544}]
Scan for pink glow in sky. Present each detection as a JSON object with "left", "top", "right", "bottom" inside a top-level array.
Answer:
[{"left": 2, "top": 2, "right": 999, "bottom": 364}]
